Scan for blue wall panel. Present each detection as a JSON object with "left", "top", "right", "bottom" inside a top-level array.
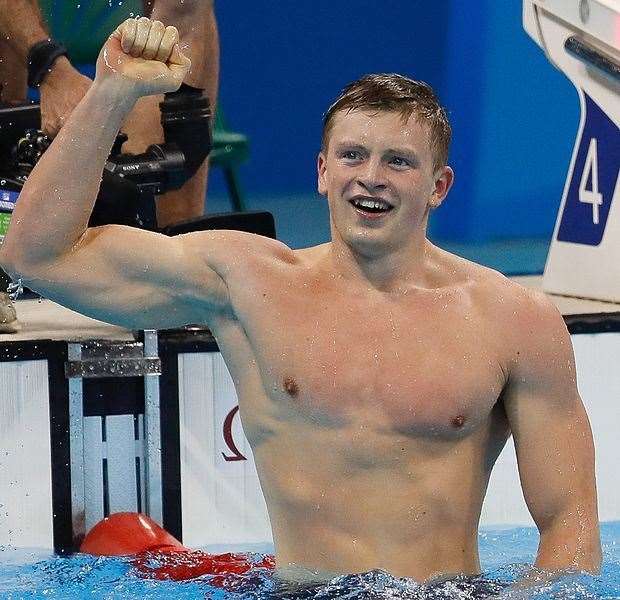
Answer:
[
  {"left": 430, "top": 2, "right": 490, "bottom": 240},
  {"left": 214, "top": 2, "right": 450, "bottom": 195},
  {"left": 214, "top": 1, "right": 581, "bottom": 242},
  {"left": 466, "top": 1, "right": 578, "bottom": 241}
]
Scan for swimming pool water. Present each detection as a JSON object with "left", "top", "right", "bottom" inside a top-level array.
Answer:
[{"left": 1, "top": 522, "right": 618, "bottom": 599}]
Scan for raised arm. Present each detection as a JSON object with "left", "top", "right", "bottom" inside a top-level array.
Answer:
[
  {"left": 502, "top": 289, "right": 602, "bottom": 582},
  {"left": 0, "top": 18, "right": 234, "bottom": 329}
]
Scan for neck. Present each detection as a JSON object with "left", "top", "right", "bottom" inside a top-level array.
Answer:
[{"left": 325, "top": 225, "right": 438, "bottom": 293}]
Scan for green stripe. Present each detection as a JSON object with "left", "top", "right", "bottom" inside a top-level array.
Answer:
[
  {"left": 0, "top": 213, "right": 12, "bottom": 237},
  {"left": 39, "top": 0, "right": 143, "bottom": 63}
]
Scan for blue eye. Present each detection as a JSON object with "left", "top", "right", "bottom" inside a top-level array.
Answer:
[
  {"left": 341, "top": 150, "right": 362, "bottom": 160},
  {"left": 390, "top": 156, "right": 410, "bottom": 167}
]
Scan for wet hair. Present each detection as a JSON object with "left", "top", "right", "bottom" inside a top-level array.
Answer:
[{"left": 321, "top": 73, "right": 451, "bottom": 171}]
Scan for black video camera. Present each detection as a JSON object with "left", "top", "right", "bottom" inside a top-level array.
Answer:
[{"left": 0, "top": 84, "right": 212, "bottom": 232}]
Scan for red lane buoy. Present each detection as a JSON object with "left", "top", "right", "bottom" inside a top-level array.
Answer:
[
  {"left": 80, "top": 512, "right": 275, "bottom": 588},
  {"left": 80, "top": 512, "right": 186, "bottom": 556}
]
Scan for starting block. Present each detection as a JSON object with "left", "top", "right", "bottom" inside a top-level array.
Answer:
[{"left": 524, "top": 0, "right": 620, "bottom": 302}]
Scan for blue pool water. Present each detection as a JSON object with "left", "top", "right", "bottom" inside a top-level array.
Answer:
[{"left": 1, "top": 522, "right": 619, "bottom": 599}]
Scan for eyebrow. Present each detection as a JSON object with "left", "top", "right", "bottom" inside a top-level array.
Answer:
[
  {"left": 386, "top": 148, "right": 420, "bottom": 163},
  {"left": 334, "top": 142, "right": 366, "bottom": 152},
  {"left": 334, "top": 142, "right": 420, "bottom": 163}
]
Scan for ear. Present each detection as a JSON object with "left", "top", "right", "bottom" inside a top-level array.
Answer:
[
  {"left": 317, "top": 151, "right": 328, "bottom": 196},
  {"left": 429, "top": 166, "right": 454, "bottom": 209}
]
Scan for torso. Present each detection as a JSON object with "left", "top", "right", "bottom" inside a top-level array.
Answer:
[{"left": 206, "top": 241, "right": 514, "bottom": 582}]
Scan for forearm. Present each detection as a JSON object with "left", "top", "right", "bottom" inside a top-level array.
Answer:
[
  {"left": 490, "top": 509, "right": 602, "bottom": 599},
  {"left": 0, "top": 0, "right": 50, "bottom": 62},
  {"left": 534, "top": 515, "right": 602, "bottom": 574},
  {"left": 496, "top": 519, "right": 602, "bottom": 598},
  {"left": 1, "top": 80, "right": 136, "bottom": 268}
]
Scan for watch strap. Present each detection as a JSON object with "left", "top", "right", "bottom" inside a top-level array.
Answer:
[{"left": 27, "top": 39, "right": 69, "bottom": 88}]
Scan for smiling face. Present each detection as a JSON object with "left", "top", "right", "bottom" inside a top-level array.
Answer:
[{"left": 318, "top": 109, "right": 453, "bottom": 258}]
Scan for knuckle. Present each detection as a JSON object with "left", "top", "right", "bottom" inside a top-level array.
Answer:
[{"left": 120, "top": 19, "right": 136, "bottom": 40}]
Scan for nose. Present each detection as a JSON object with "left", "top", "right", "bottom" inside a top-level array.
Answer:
[{"left": 356, "top": 158, "right": 388, "bottom": 192}]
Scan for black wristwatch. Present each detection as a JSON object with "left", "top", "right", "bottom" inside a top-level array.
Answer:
[{"left": 27, "top": 39, "right": 69, "bottom": 88}]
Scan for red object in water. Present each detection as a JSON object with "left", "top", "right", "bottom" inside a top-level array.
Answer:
[
  {"left": 80, "top": 512, "right": 275, "bottom": 588},
  {"left": 132, "top": 549, "right": 275, "bottom": 584},
  {"left": 80, "top": 512, "right": 186, "bottom": 555}
]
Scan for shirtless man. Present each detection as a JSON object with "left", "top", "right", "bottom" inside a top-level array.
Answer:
[{"left": 0, "top": 18, "right": 601, "bottom": 589}]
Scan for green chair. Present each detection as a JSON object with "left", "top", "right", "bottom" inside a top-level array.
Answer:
[
  {"left": 209, "top": 108, "right": 250, "bottom": 212},
  {"left": 39, "top": 0, "right": 145, "bottom": 64}
]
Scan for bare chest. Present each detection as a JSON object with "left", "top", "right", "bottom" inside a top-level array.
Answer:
[{"left": 239, "top": 280, "right": 507, "bottom": 440}]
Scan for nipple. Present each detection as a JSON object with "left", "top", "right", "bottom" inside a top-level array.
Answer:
[
  {"left": 284, "top": 376, "right": 299, "bottom": 398},
  {"left": 451, "top": 415, "right": 465, "bottom": 428}
]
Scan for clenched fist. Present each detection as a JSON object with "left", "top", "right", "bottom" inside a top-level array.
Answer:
[{"left": 95, "top": 17, "right": 191, "bottom": 98}]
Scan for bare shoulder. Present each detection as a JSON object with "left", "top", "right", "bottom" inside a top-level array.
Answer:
[
  {"left": 442, "top": 251, "right": 559, "bottom": 324},
  {"left": 476, "top": 268, "right": 564, "bottom": 338},
  {"left": 438, "top": 249, "right": 568, "bottom": 352},
  {"left": 182, "top": 229, "right": 298, "bottom": 279},
  {"left": 451, "top": 257, "right": 573, "bottom": 376}
]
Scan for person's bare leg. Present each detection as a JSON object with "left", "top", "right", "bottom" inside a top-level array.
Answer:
[
  {"left": 0, "top": 35, "right": 28, "bottom": 103},
  {"left": 121, "top": 0, "right": 219, "bottom": 228}
]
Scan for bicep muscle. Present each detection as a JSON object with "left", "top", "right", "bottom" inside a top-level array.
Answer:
[{"left": 17, "top": 225, "right": 230, "bottom": 329}]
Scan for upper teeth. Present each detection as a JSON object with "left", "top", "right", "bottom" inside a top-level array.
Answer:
[{"left": 353, "top": 198, "right": 390, "bottom": 209}]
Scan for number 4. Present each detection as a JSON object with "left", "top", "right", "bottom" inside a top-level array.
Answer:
[{"left": 579, "top": 137, "right": 604, "bottom": 225}]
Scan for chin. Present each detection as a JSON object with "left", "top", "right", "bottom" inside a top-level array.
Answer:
[
  {"left": 330, "top": 208, "right": 397, "bottom": 253},
  {"left": 342, "top": 227, "right": 393, "bottom": 257}
]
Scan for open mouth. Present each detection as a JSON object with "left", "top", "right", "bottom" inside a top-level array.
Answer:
[{"left": 348, "top": 195, "right": 395, "bottom": 215}]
